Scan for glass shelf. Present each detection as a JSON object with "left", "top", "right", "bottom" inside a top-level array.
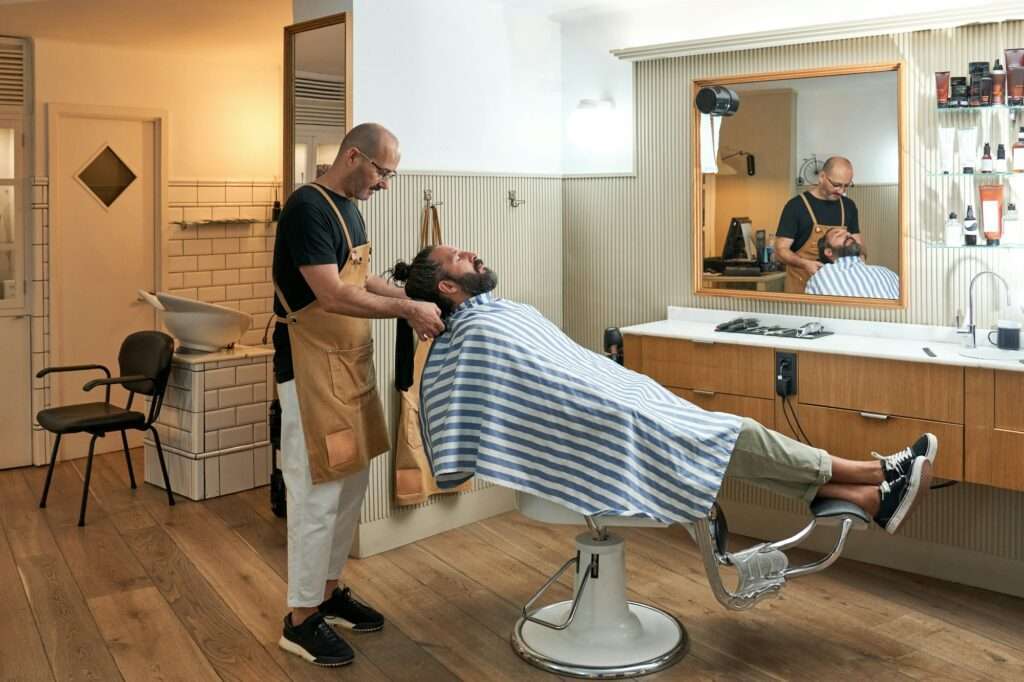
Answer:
[
  {"left": 927, "top": 242, "right": 1024, "bottom": 249},
  {"left": 936, "top": 104, "right": 1024, "bottom": 112},
  {"left": 927, "top": 171, "right": 1023, "bottom": 178}
]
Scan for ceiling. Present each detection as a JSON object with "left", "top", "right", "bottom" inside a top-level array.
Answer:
[{"left": 0, "top": 0, "right": 291, "bottom": 55}]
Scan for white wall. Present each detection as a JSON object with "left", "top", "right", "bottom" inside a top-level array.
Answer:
[
  {"left": 33, "top": 38, "right": 282, "bottom": 180},
  {"left": 296, "top": 0, "right": 563, "bottom": 174}
]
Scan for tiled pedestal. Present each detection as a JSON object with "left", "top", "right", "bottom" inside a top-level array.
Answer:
[{"left": 144, "top": 345, "right": 273, "bottom": 500}]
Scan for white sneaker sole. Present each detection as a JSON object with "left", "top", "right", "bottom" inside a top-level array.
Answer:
[
  {"left": 277, "top": 636, "right": 353, "bottom": 667},
  {"left": 323, "top": 615, "right": 384, "bottom": 632},
  {"left": 921, "top": 433, "right": 938, "bottom": 464},
  {"left": 885, "top": 457, "right": 932, "bottom": 535}
]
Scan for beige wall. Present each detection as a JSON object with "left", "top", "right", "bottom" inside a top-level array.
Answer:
[
  {"left": 713, "top": 90, "right": 795, "bottom": 256},
  {"left": 32, "top": 38, "right": 282, "bottom": 179}
]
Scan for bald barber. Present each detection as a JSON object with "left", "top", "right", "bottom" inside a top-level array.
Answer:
[{"left": 774, "top": 156, "right": 863, "bottom": 294}]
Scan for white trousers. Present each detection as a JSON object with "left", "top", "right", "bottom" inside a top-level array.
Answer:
[{"left": 279, "top": 379, "right": 369, "bottom": 608}]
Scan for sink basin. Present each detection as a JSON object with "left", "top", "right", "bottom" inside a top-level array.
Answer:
[
  {"left": 958, "top": 346, "right": 1024, "bottom": 362},
  {"left": 143, "top": 291, "right": 253, "bottom": 352}
]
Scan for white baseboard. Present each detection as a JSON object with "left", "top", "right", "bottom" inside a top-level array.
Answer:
[
  {"left": 722, "top": 500, "right": 1024, "bottom": 598},
  {"left": 353, "top": 486, "right": 516, "bottom": 558}
]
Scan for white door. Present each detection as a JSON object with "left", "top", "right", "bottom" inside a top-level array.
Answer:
[
  {"left": 51, "top": 111, "right": 158, "bottom": 459},
  {"left": 0, "top": 315, "right": 30, "bottom": 468}
]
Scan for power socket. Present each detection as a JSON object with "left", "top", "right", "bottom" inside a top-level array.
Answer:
[{"left": 775, "top": 352, "right": 797, "bottom": 397}]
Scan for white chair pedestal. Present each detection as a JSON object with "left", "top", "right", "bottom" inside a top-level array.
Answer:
[{"left": 512, "top": 530, "right": 688, "bottom": 679}]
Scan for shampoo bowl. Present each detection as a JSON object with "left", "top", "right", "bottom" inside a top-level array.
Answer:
[{"left": 141, "top": 290, "right": 253, "bottom": 352}]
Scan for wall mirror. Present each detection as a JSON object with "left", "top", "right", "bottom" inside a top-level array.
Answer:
[
  {"left": 284, "top": 12, "right": 352, "bottom": 198},
  {"left": 692, "top": 64, "right": 906, "bottom": 307}
]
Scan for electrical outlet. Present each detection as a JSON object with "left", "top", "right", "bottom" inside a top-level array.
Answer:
[{"left": 775, "top": 352, "right": 797, "bottom": 397}]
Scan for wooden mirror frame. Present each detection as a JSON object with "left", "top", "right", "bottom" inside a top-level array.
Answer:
[
  {"left": 691, "top": 62, "right": 907, "bottom": 309},
  {"left": 283, "top": 12, "right": 353, "bottom": 200}
]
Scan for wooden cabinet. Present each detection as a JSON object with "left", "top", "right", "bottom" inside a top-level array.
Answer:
[
  {"left": 668, "top": 387, "right": 775, "bottom": 428},
  {"left": 798, "top": 353, "right": 963, "bottom": 424},
  {"left": 625, "top": 335, "right": 773, "bottom": 398},
  {"left": 0, "top": 315, "right": 31, "bottom": 469},
  {"left": 965, "top": 369, "right": 1024, "bottom": 491}
]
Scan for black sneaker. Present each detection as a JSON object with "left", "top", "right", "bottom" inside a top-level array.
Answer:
[
  {"left": 874, "top": 456, "right": 932, "bottom": 534},
  {"left": 278, "top": 612, "right": 354, "bottom": 667},
  {"left": 319, "top": 587, "right": 384, "bottom": 632},
  {"left": 873, "top": 433, "right": 938, "bottom": 484}
]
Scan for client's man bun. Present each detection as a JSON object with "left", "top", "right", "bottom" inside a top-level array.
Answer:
[{"left": 390, "top": 260, "right": 412, "bottom": 284}]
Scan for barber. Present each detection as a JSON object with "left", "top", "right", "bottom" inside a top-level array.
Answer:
[
  {"left": 774, "top": 156, "right": 862, "bottom": 293},
  {"left": 272, "top": 123, "right": 443, "bottom": 667}
]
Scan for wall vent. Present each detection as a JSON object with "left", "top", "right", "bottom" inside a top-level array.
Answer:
[
  {"left": 295, "top": 75, "right": 344, "bottom": 128},
  {"left": 0, "top": 38, "right": 27, "bottom": 109}
]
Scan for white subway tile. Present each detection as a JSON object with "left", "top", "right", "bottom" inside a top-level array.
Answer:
[
  {"left": 169, "top": 287, "right": 198, "bottom": 299},
  {"left": 254, "top": 446, "right": 270, "bottom": 486},
  {"left": 235, "top": 364, "right": 266, "bottom": 385},
  {"left": 205, "top": 432, "right": 219, "bottom": 451},
  {"left": 165, "top": 240, "right": 183, "bottom": 257},
  {"left": 219, "top": 424, "right": 254, "bottom": 449},
  {"left": 253, "top": 423, "right": 268, "bottom": 443},
  {"left": 219, "top": 384, "right": 253, "bottom": 407},
  {"left": 205, "top": 367, "right": 237, "bottom": 389},
  {"left": 252, "top": 382, "right": 267, "bottom": 402},
  {"left": 183, "top": 206, "right": 212, "bottom": 222},
  {"left": 204, "top": 457, "right": 221, "bottom": 497},
  {"left": 168, "top": 256, "right": 198, "bottom": 272},
  {"left": 169, "top": 184, "right": 198, "bottom": 205},
  {"left": 224, "top": 225, "right": 250, "bottom": 238},
  {"left": 212, "top": 269, "right": 239, "bottom": 285},
  {"left": 226, "top": 253, "right": 253, "bottom": 269},
  {"left": 205, "top": 389, "right": 219, "bottom": 410},
  {"left": 252, "top": 186, "right": 274, "bottom": 202},
  {"left": 239, "top": 268, "right": 264, "bottom": 284},
  {"left": 219, "top": 449, "right": 255, "bottom": 495},
  {"left": 197, "top": 254, "right": 226, "bottom": 270},
  {"left": 252, "top": 282, "right": 273, "bottom": 298},
  {"left": 235, "top": 402, "right": 265, "bottom": 425},
  {"left": 239, "top": 298, "right": 268, "bottom": 315},
  {"left": 197, "top": 286, "right": 227, "bottom": 303},
  {"left": 212, "top": 206, "right": 239, "bottom": 221},
  {"left": 240, "top": 238, "right": 264, "bottom": 253},
  {"left": 225, "top": 185, "right": 252, "bottom": 204},
  {"left": 183, "top": 271, "right": 212, "bottom": 288},
  {"left": 226, "top": 284, "right": 253, "bottom": 299},
  {"left": 253, "top": 252, "right": 272, "bottom": 267},
  {"left": 212, "top": 239, "right": 240, "bottom": 254},
  {"left": 205, "top": 407, "right": 236, "bottom": 432},
  {"left": 183, "top": 239, "right": 213, "bottom": 256},
  {"left": 165, "top": 272, "right": 184, "bottom": 289},
  {"left": 196, "top": 225, "right": 226, "bottom": 239},
  {"left": 197, "top": 185, "right": 226, "bottom": 204}
]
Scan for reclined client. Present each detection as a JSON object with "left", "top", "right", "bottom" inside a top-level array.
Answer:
[{"left": 389, "top": 245, "right": 935, "bottom": 533}]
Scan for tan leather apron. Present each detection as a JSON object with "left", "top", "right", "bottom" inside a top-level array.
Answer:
[
  {"left": 394, "top": 202, "right": 471, "bottom": 505},
  {"left": 783, "top": 192, "right": 845, "bottom": 293},
  {"left": 274, "top": 183, "right": 390, "bottom": 484}
]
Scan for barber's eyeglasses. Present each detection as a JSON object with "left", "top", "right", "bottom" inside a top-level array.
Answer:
[
  {"left": 355, "top": 149, "right": 398, "bottom": 181},
  {"left": 825, "top": 175, "right": 854, "bottom": 191}
]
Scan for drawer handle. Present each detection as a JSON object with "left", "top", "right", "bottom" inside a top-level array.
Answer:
[
  {"left": 859, "top": 411, "right": 890, "bottom": 421},
  {"left": 693, "top": 389, "right": 716, "bottom": 397}
]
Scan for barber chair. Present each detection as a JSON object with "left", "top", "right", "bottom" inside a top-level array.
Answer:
[{"left": 512, "top": 492, "right": 870, "bottom": 679}]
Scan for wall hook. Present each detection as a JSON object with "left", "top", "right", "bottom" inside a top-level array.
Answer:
[
  {"left": 423, "top": 189, "right": 444, "bottom": 208},
  {"left": 508, "top": 190, "right": 527, "bottom": 208}
]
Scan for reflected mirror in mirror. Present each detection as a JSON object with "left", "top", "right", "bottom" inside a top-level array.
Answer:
[
  {"left": 695, "top": 65, "right": 904, "bottom": 306},
  {"left": 285, "top": 13, "right": 350, "bottom": 197}
]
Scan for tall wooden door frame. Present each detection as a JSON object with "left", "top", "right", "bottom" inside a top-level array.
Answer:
[{"left": 42, "top": 103, "right": 168, "bottom": 465}]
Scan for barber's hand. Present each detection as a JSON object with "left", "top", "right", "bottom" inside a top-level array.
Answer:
[
  {"left": 405, "top": 301, "right": 444, "bottom": 340},
  {"left": 804, "top": 260, "right": 822, "bottom": 276}
]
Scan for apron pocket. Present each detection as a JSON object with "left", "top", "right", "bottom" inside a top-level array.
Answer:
[
  {"left": 327, "top": 342, "right": 376, "bottom": 402},
  {"left": 325, "top": 427, "right": 359, "bottom": 469}
]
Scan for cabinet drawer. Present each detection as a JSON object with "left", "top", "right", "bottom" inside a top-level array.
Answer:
[
  {"left": 798, "top": 353, "right": 963, "bottom": 424},
  {"left": 796, "top": 404, "right": 963, "bottom": 481},
  {"left": 626, "top": 335, "right": 774, "bottom": 399},
  {"left": 669, "top": 388, "right": 774, "bottom": 428},
  {"left": 965, "top": 428, "right": 1024, "bottom": 491},
  {"left": 994, "top": 371, "right": 1024, "bottom": 432}
]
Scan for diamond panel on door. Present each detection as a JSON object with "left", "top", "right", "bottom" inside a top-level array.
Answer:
[{"left": 77, "top": 145, "right": 136, "bottom": 207}]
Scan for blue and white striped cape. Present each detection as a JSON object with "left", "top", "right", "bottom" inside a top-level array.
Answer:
[
  {"left": 805, "top": 256, "right": 899, "bottom": 299},
  {"left": 419, "top": 293, "right": 742, "bottom": 524}
]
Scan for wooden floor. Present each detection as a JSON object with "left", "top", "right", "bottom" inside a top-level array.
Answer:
[{"left": 2, "top": 450, "right": 1024, "bottom": 681}]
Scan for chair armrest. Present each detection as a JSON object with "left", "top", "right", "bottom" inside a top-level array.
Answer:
[
  {"left": 82, "top": 374, "right": 150, "bottom": 392},
  {"left": 36, "top": 364, "right": 111, "bottom": 379}
]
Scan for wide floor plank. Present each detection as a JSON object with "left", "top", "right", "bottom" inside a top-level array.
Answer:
[{"left": 0, "top": 518, "right": 54, "bottom": 682}]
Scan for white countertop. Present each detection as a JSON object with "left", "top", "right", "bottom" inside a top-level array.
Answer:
[{"left": 621, "top": 307, "right": 1024, "bottom": 372}]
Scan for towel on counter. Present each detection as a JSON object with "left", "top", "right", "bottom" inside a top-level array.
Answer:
[{"left": 419, "top": 293, "right": 743, "bottom": 524}]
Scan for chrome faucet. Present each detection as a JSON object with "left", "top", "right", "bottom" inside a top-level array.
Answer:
[{"left": 960, "top": 271, "right": 1013, "bottom": 348}]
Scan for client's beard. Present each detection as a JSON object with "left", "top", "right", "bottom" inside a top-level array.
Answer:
[
  {"left": 831, "top": 241, "right": 861, "bottom": 260},
  {"left": 451, "top": 268, "right": 498, "bottom": 297}
]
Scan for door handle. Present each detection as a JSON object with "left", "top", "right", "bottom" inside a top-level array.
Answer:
[
  {"left": 859, "top": 411, "right": 889, "bottom": 421},
  {"left": 693, "top": 389, "right": 716, "bottom": 398}
]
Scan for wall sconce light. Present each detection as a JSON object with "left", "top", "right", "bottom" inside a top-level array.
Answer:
[{"left": 568, "top": 98, "right": 616, "bottom": 148}]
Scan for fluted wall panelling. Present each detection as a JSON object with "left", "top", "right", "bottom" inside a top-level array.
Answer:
[{"left": 564, "top": 20, "right": 1024, "bottom": 564}]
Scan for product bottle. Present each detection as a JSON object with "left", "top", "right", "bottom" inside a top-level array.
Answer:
[
  {"left": 944, "top": 212, "right": 962, "bottom": 246},
  {"left": 981, "top": 143, "right": 993, "bottom": 172},
  {"left": 271, "top": 200, "right": 282, "bottom": 222},
  {"left": 993, "top": 59, "right": 1007, "bottom": 105},
  {"left": 995, "top": 144, "right": 1008, "bottom": 172},
  {"left": 980, "top": 184, "right": 1005, "bottom": 245},
  {"left": 964, "top": 205, "right": 979, "bottom": 245},
  {"left": 1004, "top": 203, "right": 1020, "bottom": 245},
  {"left": 1014, "top": 127, "right": 1024, "bottom": 172}
]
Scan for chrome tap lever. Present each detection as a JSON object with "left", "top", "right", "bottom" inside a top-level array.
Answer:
[{"left": 964, "top": 271, "right": 1013, "bottom": 348}]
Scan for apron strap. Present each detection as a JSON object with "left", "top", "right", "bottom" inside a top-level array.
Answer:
[
  {"left": 799, "top": 192, "right": 819, "bottom": 226},
  {"left": 308, "top": 182, "right": 356, "bottom": 253},
  {"left": 839, "top": 196, "right": 846, "bottom": 227}
]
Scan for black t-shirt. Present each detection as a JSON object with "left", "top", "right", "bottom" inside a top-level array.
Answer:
[
  {"left": 272, "top": 184, "right": 368, "bottom": 384},
  {"left": 777, "top": 192, "right": 859, "bottom": 252}
]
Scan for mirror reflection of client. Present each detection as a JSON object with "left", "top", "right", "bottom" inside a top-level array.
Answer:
[
  {"left": 389, "top": 245, "right": 935, "bottom": 534},
  {"left": 775, "top": 156, "right": 863, "bottom": 293},
  {"left": 806, "top": 229, "right": 899, "bottom": 299}
]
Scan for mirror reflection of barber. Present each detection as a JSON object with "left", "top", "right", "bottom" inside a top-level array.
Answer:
[{"left": 774, "top": 156, "right": 863, "bottom": 293}]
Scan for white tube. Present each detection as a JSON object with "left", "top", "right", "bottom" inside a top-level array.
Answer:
[
  {"left": 958, "top": 127, "right": 978, "bottom": 173},
  {"left": 939, "top": 127, "right": 956, "bottom": 174}
]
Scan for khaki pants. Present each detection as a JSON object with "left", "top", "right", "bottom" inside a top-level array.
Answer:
[{"left": 726, "top": 418, "right": 832, "bottom": 503}]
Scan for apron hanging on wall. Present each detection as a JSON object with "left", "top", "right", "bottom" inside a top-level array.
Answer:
[{"left": 394, "top": 201, "right": 472, "bottom": 505}]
